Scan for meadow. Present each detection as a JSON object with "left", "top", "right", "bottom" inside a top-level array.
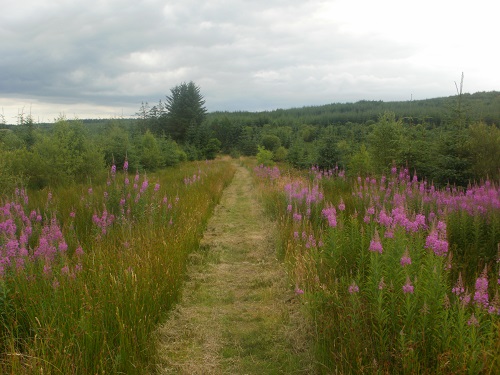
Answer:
[
  {"left": 255, "top": 163, "right": 500, "bottom": 374},
  {"left": 0, "top": 159, "right": 235, "bottom": 374},
  {"left": 1, "top": 155, "right": 499, "bottom": 374}
]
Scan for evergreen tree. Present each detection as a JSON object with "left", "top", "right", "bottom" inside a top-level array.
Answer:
[{"left": 164, "top": 81, "right": 207, "bottom": 142}]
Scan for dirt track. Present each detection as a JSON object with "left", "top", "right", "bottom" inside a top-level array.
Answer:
[{"left": 156, "top": 164, "right": 315, "bottom": 374}]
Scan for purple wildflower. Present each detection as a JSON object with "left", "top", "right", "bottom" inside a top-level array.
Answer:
[
  {"left": 338, "top": 199, "right": 345, "bottom": 211},
  {"left": 348, "top": 282, "right": 359, "bottom": 294},
  {"left": 369, "top": 230, "right": 383, "bottom": 254},
  {"left": 378, "top": 277, "right": 386, "bottom": 290},
  {"left": 452, "top": 273, "right": 465, "bottom": 295},
  {"left": 473, "top": 267, "right": 489, "bottom": 308},
  {"left": 400, "top": 248, "right": 412, "bottom": 267},
  {"left": 402, "top": 277, "right": 414, "bottom": 294},
  {"left": 467, "top": 313, "right": 479, "bottom": 327}
]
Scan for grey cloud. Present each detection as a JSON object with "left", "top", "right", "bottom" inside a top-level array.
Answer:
[{"left": 0, "top": 0, "right": 497, "bottom": 120}]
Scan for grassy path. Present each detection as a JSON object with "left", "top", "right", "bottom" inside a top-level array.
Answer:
[{"left": 156, "top": 165, "right": 315, "bottom": 374}]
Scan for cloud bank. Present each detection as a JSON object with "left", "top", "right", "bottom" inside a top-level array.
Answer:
[{"left": 1, "top": 0, "right": 498, "bottom": 122}]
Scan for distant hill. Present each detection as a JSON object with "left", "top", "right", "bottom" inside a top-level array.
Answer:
[
  {"left": 2, "top": 91, "right": 498, "bottom": 129},
  {"left": 207, "top": 91, "right": 500, "bottom": 127}
]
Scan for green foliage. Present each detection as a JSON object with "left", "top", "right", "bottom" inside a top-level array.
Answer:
[
  {"left": 256, "top": 146, "right": 274, "bottom": 166},
  {"left": 162, "top": 138, "right": 184, "bottom": 166},
  {"left": 139, "top": 130, "right": 164, "bottom": 170},
  {"left": 101, "top": 121, "right": 138, "bottom": 169},
  {"left": 209, "top": 116, "right": 242, "bottom": 154},
  {"left": 369, "top": 112, "right": 403, "bottom": 173},
  {"left": 0, "top": 150, "right": 23, "bottom": 194},
  {"left": 182, "top": 143, "right": 201, "bottom": 161},
  {"left": 347, "top": 144, "right": 373, "bottom": 177},
  {"left": 0, "top": 129, "right": 24, "bottom": 150},
  {"left": 203, "top": 138, "right": 221, "bottom": 160},
  {"left": 261, "top": 134, "right": 281, "bottom": 152},
  {"left": 286, "top": 139, "right": 316, "bottom": 169},
  {"left": 468, "top": 122, "right": 500, "bottom": 180},
  {"left": 316, "top": 130, "right": 342, "bottom": 169},
  {"left": 164, "top": 81, "right": 207, "bottom": 142},
  {"left": 239, "top": 126, "right": 259, "bottom": 156},
  {"left": 273, "top": 146, "right": 288, "bottom": 162},
  {"left": 434, "top": 128, "right": 473, "bottom": 186},
  {"left": 4, "top": 118, "right": 106, "bottom": 189}
]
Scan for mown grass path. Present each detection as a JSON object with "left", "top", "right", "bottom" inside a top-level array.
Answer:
[{"left": 156, "top": 165, "right": 315, "bottom": 374}]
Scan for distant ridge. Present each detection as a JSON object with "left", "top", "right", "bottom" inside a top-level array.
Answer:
[
  {"left": 2, "top": 91, "right": 498, "bottom": 127},
  {"left": 207, "top": 91, "right": 500, "bottom": 126}
]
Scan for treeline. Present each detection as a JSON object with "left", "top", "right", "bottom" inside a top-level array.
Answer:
[
  {"left": 208, "top": 90, "right": 500, "bottom": 127},
  {"left": 0, "top": 117, "right": 187, "bottom": 192},
  {"left": 201, "top": 91, "right": 500, "bottom": 186},
  {"left": 1, "top": 89, "right": 499, "bottom": 192}
]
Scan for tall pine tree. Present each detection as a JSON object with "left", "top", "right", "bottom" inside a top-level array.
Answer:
[{"left": 164, "top": 81, "right": 206, "bottom": 143}]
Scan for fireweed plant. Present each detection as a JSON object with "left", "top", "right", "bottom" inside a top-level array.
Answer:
[
  {"left": 254, "top": 163, "right": 500, "bottom": 374},
  {"left": 0, "top": 159, "right": 235, "bottom": 374}
]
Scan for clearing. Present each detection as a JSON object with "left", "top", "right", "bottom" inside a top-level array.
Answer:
[{"left": 156, "top": 164, "right": 315, "bottom": 374}]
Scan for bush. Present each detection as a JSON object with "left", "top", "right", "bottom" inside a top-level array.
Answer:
[{"left": 256, "top": 146, "right": 274, "bottom": 166}]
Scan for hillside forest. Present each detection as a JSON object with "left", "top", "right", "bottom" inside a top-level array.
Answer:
[{"left": 1, "top": 83, "right": 499, "bottom": 193}]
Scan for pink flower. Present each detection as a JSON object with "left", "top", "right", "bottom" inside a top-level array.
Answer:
[
  {"left": 452, "top": 273, "right": 465, "bottom": 295},
  {"left": 348, "top": 282, "right": 359, "bottom": 294},
  {"left": 402, "top": 277, "right": 414, "bottom": 294},
  {"left": 75, "top": 246, "right": 84, "bottom": 257},
  {"left": 400, "top": 248, "right": 412, "bottom": 267},
  {"left": 473, "top": 267, "right": 489, "bottom": 308},
  {"left": 338, "top": 199, "right": 345, "bottom": 211},
  {"left": 378, "top": 277, "right": 386, "bottom": 290},
  {"left": 369, "top": 230, "right": 383, "bottom": 254},
  {"left": 467, "top": 313, "right": 479, "bottom": 327},
  {"left": 295, "top": 287, "right": 304, "bottom": 295}
]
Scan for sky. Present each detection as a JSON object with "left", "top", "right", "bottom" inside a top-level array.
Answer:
[{"left": 1, "top": 0, "right": 499, "bottom": 124}]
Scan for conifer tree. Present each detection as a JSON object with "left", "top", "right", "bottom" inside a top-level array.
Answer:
[{"left": 164, "top": 81, "right": 206, "bottom": 142}]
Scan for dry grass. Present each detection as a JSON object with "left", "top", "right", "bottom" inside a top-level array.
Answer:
[{"left": 155, "top": 165, "right": 316, "bottom": 374}]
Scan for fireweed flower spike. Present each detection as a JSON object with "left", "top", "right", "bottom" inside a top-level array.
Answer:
[
  {"left": 402, "top": 276, "right": 414, "bottom": 294},
  {"left": 369, "top": 229, "right": 383, "bottom": 254},
  {"left": 467, "top": 313, "right": 479, "bottom": 327},
  {"left": 348, "top": 282, "right": 359, "bottom": 294},
  {"left": 473, "top": 266, "right": 489, "bottom": 308},
  {"left": 295, "top": 287, "right": 304, "bottom": 295},
  {"left": 378, "top": 277, "right": 386, "bottom": 290},
  {"left": 452, "top": 272, "right": 465, "bottom": 296},
  {"left": 400, "top": 248, "right": 412, "bottom": 267}
]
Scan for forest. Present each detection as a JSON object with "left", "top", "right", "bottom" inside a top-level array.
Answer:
[{"left": 1, "top": 84, "right": 499, "bottom": 194}]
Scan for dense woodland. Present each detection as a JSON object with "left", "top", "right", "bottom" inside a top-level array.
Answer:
[{"left": 1, "top": 86, "right": 499, "bottom": 193}]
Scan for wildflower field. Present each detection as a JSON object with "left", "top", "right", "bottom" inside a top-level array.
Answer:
[
  {"left": 0, "top": 159, "right": 235, "bottom": 374},
  {"left": 255, "top": 164, "right": 500, "bottom": 374}
]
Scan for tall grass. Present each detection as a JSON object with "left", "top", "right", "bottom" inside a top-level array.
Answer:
[
  {"left": 254, "top": 163, "right": 500, "bottom": 374},
  {"left": 0, "top": 159, "right": 235, "bottom": 374}
]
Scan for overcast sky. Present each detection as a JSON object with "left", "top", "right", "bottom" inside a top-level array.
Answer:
[{"left": 1, "top": 0, "right": 498, "bottom": 123}]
